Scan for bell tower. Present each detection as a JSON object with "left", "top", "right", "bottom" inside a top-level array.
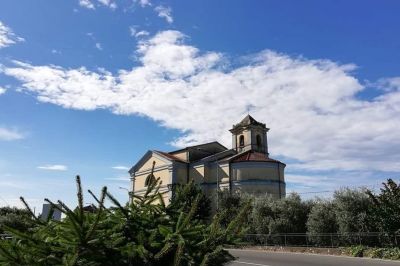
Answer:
[{"left": 229, "top": 115, "right": 269, "bottom": 155}]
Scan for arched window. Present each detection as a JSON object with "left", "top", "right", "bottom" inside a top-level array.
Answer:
[
  {"left": 256, "top": 135, "right": 262, "bottom": 148},
  {"left": 145, "top": 173, "right": 155, "bottom": 187},
  {"left": 239, "top": 135, "right": 244, "bottom": 147}
]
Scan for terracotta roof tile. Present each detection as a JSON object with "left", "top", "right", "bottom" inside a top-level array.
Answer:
[{"left": 231, "top": 150, "right": 284, "bottom": 164}]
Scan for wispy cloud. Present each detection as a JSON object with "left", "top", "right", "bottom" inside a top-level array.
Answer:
[
  {"left": 0, "top": 127, "right": 24, "bottom": 141},
  {"left": 104, "top": 176, "right": 130, "bottom": 181},
  {"left": 135, "top": 30, "right": 149, "bottom": 38},
  {"left": 51, "top": 49, "right": 61, "bottom": 54},
  {"left": 79, "top": 0, "right": 116, "bottom": 9},
  {"left": 154, "top": 6, "right": 173, "bottom": 24},
  {"left": 0, "top": 21, "right": 24, "bottom": 48},
  {"left": 129, "top": 26, "right": 137, "bottom": 37},
  {"left": 86, "top": 32, "right": 103, "bottom": 51},
  {"left": 136, "top": 0, "right": 151, "bottom": 7},
  {"left": 3, "top": 30, "right": 400, "bottom": 177},
  {"left": 37, "top": 165, "right": 68, "bottom": 171},
  {"left": 0, "top": 86, "right": 6, "bottom": 95},
  {"left": 79, "top": 0, "right": 95, "bottom": 9},
  {"left": 112, "top": 166, "right": 130, "bottom": 170},
  {"left": 97, "top": 0, "right": 117, "bottom": 9},
  {"left": 129, "top": 26, "right": 150, "bottom": 38},
  {"left": 95, "top": 42, "right": 103, "bottom": 50}
]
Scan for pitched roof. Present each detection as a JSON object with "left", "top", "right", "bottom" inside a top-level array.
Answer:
[
  {"left": 229, "top": 150, "right": 285, "bottom": 165},
  {"left": 231, "top": 115, "right": 266, "bottom": 130},
  {"left": 154, "top": 150, "right": 186, "bottom": 163},
  {"left": 169, "top": 141, "right": 227, "bottom": 154}
]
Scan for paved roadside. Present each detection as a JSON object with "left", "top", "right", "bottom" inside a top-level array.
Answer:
[{"left": 227, "top": 249, "right": 400, "bottom": 266}]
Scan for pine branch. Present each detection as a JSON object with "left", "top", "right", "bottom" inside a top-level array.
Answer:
[
  {"left": 85, "top": 186, "right": 107, "bottom": 241},
  {"left": 19, "top": 196, "right": 41, "bottom": 223},
  {"left": 76, "top": 175, "right": 84, "bottom": 223}
]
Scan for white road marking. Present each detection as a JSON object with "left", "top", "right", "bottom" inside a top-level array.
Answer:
[{"left": 234, "top": 261, "right": 271, "bottom": 266}]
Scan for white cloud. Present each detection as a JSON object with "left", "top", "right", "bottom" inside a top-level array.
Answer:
[
  {"left": 37, "top": 165, "right": 68, "bottom": 171},
  {"left": 104, "top": 176, "right": 130, "bottom": 181},
  {"left": 0, "top": 86, "right": 6, "bottom": 95},
  {"left": 129, "top": 26, "right": 137, "bottom": 37},
  {"left": 129, "top": 26, "right": 149, "bottom": 39},
  {"left": 79, "top": 0, "right": 95, "bottom": 9},
  {"left": 95, "top": 42, "right": 103, "bottom": 50},
  {"left": 137, "top": 0, "right": 151, "bottom": 7},
  {"left": 135, "top": 30, "right": 150, "bottom": 38},
  {"left": 0, "top": 21, "right": 24, "bottom": 48},
  {"left": 0, "top": 127, "right": 24, "bottom": 141},
  {"left": 154, "top": 6, "right": 173, "bottom": 24},
  {"left": 51, "top": 49, "right": 61, "bottom": 54},
  {"left": 376, "top": 77, "right": 400, "bottom": 92},
  {"left": 97, "top": 0, "right": 117, "bottom": 9},
  {"left": 79, "top": 0, "right": 117, "bottom": 10},
  {"left": 3, "top": 30, "right": 400, "bottom": 175},
  {"left": 112, "top": 166, "right": 130, "bottom": 170}
]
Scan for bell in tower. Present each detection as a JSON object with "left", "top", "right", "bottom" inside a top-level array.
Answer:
[{"left": 229, "top": 115, "right": 269, "bottom": 155}]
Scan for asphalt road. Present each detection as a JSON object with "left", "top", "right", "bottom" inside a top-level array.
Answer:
[{"left": 227, "top": 249, "right": 400, "bottom": 266}]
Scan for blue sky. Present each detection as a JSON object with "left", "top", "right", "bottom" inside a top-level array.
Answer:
[{"left": 1, "top": 0, "right": 400, "bottom": 211}]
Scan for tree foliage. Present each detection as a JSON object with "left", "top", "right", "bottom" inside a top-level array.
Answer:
[
  {"left": 367, "top": 179, "right": 400, "bottom": 234},
  {"left": 333, "top": 188, "right": 374, "bottom": 234},
  {"left": 168, "top": 181, "right": 211, "bottom": 222},
  {"left": 306, "top": 200, "right": 338, "bottom": 245},
  {"left": 217, "top": 190, "right": 251, "bottom": 228},
  {"left": 251, "top": 193, "right": 312, "bottom": 235},
  {"left": 0, "top": 175, "right": 250, "bottom": 266},
  {"left": 0, "top": 207, "right": 34, "bottom": 234}
]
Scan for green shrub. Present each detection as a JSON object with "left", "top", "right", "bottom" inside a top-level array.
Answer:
[
  {"left": 343, "top": 245, "right": 366, "bottom": 257},
  {"left": 381, "top": 247, "right": 400, "bottom": 260},
  {"left": 0, "top": 175, "right": 251, "bottom": 266},
  {"left": 364, "top": 247, "right": 384, "bottom": 258},
  {"left": 343, "top": 246, "right": 400, "bottom": 260}
]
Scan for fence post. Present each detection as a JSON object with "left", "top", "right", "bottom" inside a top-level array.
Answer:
[
  {"left": 306, "top": 234, "right": 308, "bottom": 247},
  {"left": 358, "top": 233, "right": 362, "bottom": 246},
  {"left": 284, "top": 234, "right": 287, "bottom": 246},
  {"left": 331, "top": 234, "right": 334, "bottom": 248}
]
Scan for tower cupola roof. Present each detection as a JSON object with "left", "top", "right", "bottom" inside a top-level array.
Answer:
[{"left": 230, "top": 114, "right": 267, "bottom": 131}]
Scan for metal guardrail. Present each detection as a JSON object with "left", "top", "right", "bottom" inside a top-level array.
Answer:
[{"left": 243, "top": 233, "right": 400, "bottom": 248}]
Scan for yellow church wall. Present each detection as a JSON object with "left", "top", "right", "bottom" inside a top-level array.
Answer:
[
  {"left": 236, "top": 167, "right": 279, "bottom": 181},
  {"left": 137, "top": 155, "right": 168, "bottom": 173},
  {"left": 220, "top": 164, "right": 230, "bottom": 184},
  {"left": 161, "top": 190, "right": 170, "bottom": 204},
  {"left": 231, "top": 162, "right": 281, "bottom": 181},
  {"left": 207, "top": 163, "right": 229, "bottom": 183},
  {"left": 234, "top": 183, "right": 281, "bottom": 198},
  {"left": 235, "top": 129, "right": 251, "bottom": 152},
  {"left": 134, "top": 168, "right": 171, "bottom": 192},
  {"left": 133, "top": 185, "right": 171, "bottom": 205},
  {"left": 189, "top": 165, "right": 205, "bottom": 184}
]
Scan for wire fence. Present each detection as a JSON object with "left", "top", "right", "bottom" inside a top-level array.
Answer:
[{"left": 243, "top": 233, "right": 400, "bottom": 248}]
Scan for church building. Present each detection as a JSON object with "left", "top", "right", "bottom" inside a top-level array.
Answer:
[{"left": 129, "top": 115, "right": 286, "bottom": 202}]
